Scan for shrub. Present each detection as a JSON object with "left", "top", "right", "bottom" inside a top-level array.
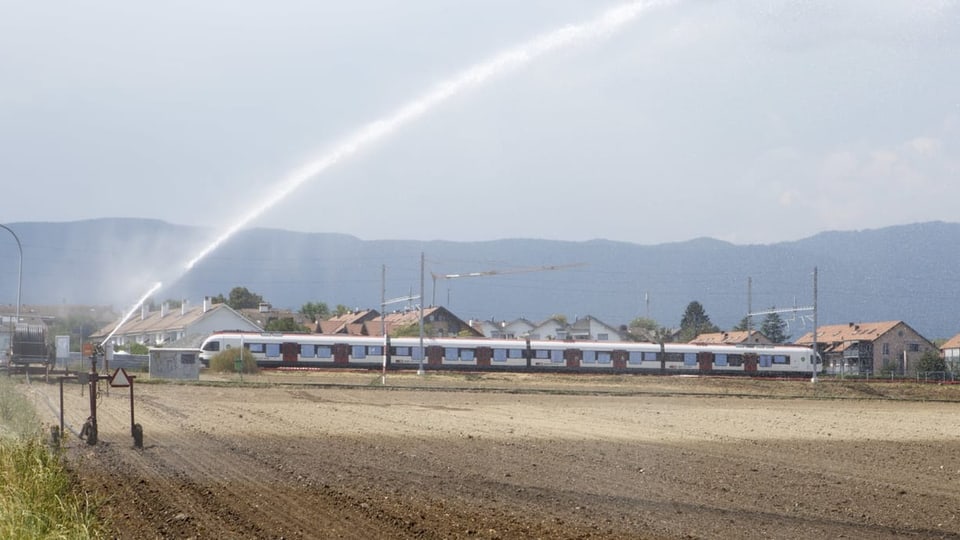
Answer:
[{"left": 209, "top": 347, "right": 260, "bottom": 374}]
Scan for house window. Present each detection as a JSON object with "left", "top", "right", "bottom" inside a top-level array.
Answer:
[
  {"left": 882, "top": 343, "right": 890, "bottom": 355},
  {"left": 908, "top": 343, "right": 920, "bottom": 352},
  {"left": 597, "top": 333, "right": 609, "bottom": 341}
]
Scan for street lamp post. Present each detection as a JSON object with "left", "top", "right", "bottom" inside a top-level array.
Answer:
[{"left": 0, "top": 224, "right": 22, "bottom": 326}]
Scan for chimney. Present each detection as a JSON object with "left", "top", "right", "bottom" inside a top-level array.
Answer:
[
  {"left": 141, "top": 303, "right": 147, "bottom": 321},
  {"left": 160, "top": 302, "right": 169, "bottom": 318},
  {"left": 258, "top": 302, "right": 271, "bottom": 313},
  {"left": 181, "top": 299, "right": 188, "bottom": 316},
  {"left": 203, "top": 296, "right": 212, "bottom": 313}
]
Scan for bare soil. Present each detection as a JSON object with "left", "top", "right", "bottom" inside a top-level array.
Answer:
[{"left": 20, "top": 372, "right": 960, "bottom": 539}]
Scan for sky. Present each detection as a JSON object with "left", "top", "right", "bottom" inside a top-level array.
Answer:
[{"left": 1, "top": 0, "right": 958, "bottom": 246}]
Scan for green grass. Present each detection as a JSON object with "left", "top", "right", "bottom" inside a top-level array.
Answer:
[{"left": 0, "top": 377, "right": 105, "bottom": 539}]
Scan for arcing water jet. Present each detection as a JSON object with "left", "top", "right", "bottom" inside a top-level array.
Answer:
[{"left": 103, "top": 0, "right": 675, "bottom": 344}]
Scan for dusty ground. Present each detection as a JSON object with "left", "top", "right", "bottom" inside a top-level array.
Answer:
[{"left": 19, "top": 371, "right": 960, "bottom": 539}]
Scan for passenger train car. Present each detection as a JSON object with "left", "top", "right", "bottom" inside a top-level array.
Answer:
[{"left": 199, "top": 331, "right": 820, "bottom": 377}]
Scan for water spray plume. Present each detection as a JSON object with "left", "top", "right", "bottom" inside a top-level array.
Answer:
[
  {"left": 183, "top": 0, "right": 674, "bottom": 272},
  {"left": 110, "top": 1, "right": 671, "bottom": 342},
  {"left": 101, "top": 281, "right": 162, "bottom": 346}
]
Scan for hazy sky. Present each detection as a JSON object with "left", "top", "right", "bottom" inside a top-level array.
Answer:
[{"left": 2, "top": 0, "right": 958, "bottom": 246}]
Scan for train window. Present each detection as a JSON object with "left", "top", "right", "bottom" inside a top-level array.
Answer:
[
  {"left": 352, "top": 345, "right": 366, "bottom": 359},
  {"left": 727, "top": 354, "right": 743, "bottom": 366},
  {"left": 582, "top": 350, "right": 596, "bottom": 363},
  {"left": 643, "top": 351, "right": 658, "bottom": 362},
  {"left": 460, "top": 349, "right": 474, "bottom": 361},
  {"left": 773, "top": 355, "right": 789, "bottom": 364},
  {"left": 395, "top": 346, "right": 410, "bottom": 356},
  {"left": 759, "top": 355, "right": 772, "bottom": 367},
  {"left": 202, "top": 341, "right": 220, "bottom": 352},
  {"left": 715, "top": 354, "right": 728, "bottom": 366},
  {"left": 301, "top": 344, "right": 316, "bottom": 357},
  {"left": 445, "top": 347, "right": 458, "bottom": 360},
  {"left": 535, "top": 349, "right": 550, "bottom": 359},
  {"left": 318, "top": 346, "right": 332, "bottom": 358},
  {"left": 628, "top": 351, "right": 642, "bottom": 364},
  {"left": 683, "top": 353, "right": 697, "bottom": 366},
  {"left": 249, "top": 343, "right": 264, "bottom": 353},
  {"left": 598, "top": 351, "right": 611, "bottom": 364},
  {"left": 368, "top": 345, "right": 383, "bottom": 356},
  {"left": 551, "top": 350, "right": 563, "bottom": 363},
  {"left": 412, "top": 347, "right": 424, "bottom": 361},
  {"left": 493, "top": 348, "right": 507, "bottom": 361},
  {"left": 508, "top": 348, "right": 525, "bottom": 359},
  {"left": 265, "top": 343, "right": 280, "bottom": 358}
]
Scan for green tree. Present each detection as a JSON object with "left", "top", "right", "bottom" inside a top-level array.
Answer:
[
  {"left": 226, "top": 287, "right": 264, "bottom": 310},
  {"left": 265, "top": 317, "right": 307, "bottom": 332},
  {"left": 916, "top": 350, "right": 947, "bottom": 373},
  {"left": 760, "top": 309, "right": 790, "bottom": 343},
  {"left": 550, "top": 314, "right": 568, "bottom": 325},
  {"left": 334, "top": 304, "right": 350, "bottom": 317},
  {"left": 732, "top": 316, "right": 751, "bottom": 332},
  {"left": 627, "top": 317, "right": 670, "bottom": 342},
  {"left": 300, "top": 301, "right": 330, "bottom": 322},
  {"left": 678, "top": 301, "right": 720, "bottom": 342}
]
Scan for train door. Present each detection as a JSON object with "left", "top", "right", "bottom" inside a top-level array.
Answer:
[
  {"left": 281, "top": 342, "right": 299, "bottom": 363},
  {"left": 476, "top": 347, "right": 492, "bottom": 367},
  {"left": 333, "top": 343, "right": 350, "bottom": 365},
  {"left": 697, "top": 351, "right": 713, "bottom": 372},
  {"left": 427, "top": 346, "right": 443, "bottom": 367},
  {"left": 744, "top": 353, "right": 758, "bottom": 373},
  {"left": 612, "top": 350, "right": 627, "bottom": 370},
  {"left": 565, "top": 348, "right": 581, "bottom": 369}
]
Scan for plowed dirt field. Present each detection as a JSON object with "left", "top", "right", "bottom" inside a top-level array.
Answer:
[{"left": 20, "top": 372, "right": 960, "bottom": 539}]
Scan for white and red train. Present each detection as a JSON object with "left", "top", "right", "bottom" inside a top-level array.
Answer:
[{"left": 199, "top": 331, "right": 820, "bottom": 377}]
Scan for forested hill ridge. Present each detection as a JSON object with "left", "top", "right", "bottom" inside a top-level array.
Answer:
[{"left": 3, "top": 219, "right": 960, "bottom": 340}]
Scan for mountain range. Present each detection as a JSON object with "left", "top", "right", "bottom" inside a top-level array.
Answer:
[{"left": 2, "top": 219, "right": 959, "bottom": 340}]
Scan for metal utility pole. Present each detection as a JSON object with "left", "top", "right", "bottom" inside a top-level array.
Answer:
[
  {"left": 746, "top": 277, "right": 752, "bottom": 332},
  {"left": 812, "top": 266, "right": 819, "bottom": 383},
  {"left": 0, "top": 224, "right": 22, "bottom": 326},
  {"left": 380, "top": 264, "right": 420, "bottom": 384},
  {"left": 418, "top": 252, "right": 425, "bottom": 375}
]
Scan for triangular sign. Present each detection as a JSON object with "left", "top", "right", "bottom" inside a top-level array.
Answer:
[{"left": 110, "top": 368, "right": 131, "bottom": 388}]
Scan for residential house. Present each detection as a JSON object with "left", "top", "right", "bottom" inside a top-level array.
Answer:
[
  {"left": 794, "top": 321, "right": 935, "bottom": 376},
  {"left": 315, "top": 309, "right": 381, "bottom": 335},
  {"left": 471, "top": 318, "right": 536, "bottom": 339},
  {"left": 527, "top": 315, "right": 624, "bottom": 341},
  {"left": 691, "top": 330, "right": 772, "bottom": 346},
  {"left": 90, "top": 298, "right": 261, "bottom": 349},
  {"left": 528, "top": 317, "right": 569, "bottom": 340},
  {"left": 568, "top": 315, "right": 625, "bottom": 341},
  {"left": 239, "top": 302, "right": 312, "bottom": 331},
  {"left": 940, "top": 333, "right": 960, "bottom": 372},
  {"left": 376, "top": 306, "right": 482, "bottom": 338}
]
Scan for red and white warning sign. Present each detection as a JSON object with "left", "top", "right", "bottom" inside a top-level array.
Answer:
[{"left": 109, "top": 367, "right": 132, "bottom": 388}]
